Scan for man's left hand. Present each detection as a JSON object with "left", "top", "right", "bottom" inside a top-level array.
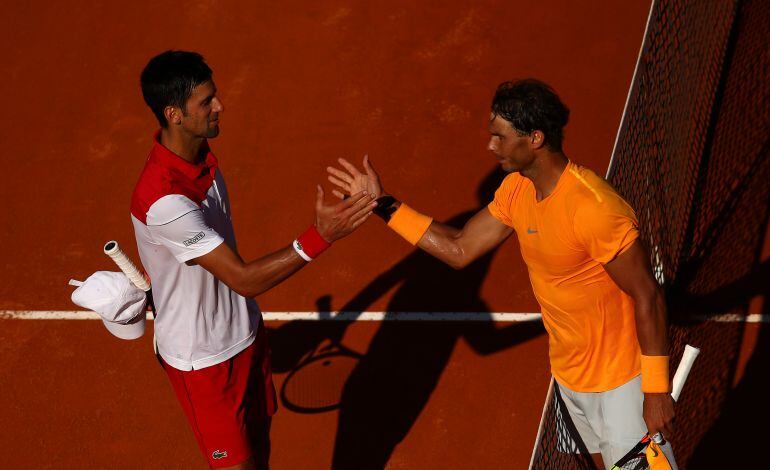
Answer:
[{"left": 643, "top": 392, "right": 675, "bottom": 438}]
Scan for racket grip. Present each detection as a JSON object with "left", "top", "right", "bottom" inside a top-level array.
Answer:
[
  {"left": 104, "top": 240, "right": 151, "bottom": 292},
  {"left": 671, "top": 345, "right": 700, "bottom": 402}
]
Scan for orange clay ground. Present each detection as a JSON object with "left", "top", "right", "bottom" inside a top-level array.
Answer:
[{"left": 2, "top": 1, "right": 765, "bottom": 468}]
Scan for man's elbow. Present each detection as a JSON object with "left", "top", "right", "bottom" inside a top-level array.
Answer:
[
  {"left": 220, "top": 271, "right": 259, "bottom": 298},
  {"left": 232, "top": 278, "right": 268, "bottom": 298},
  {"left": 235, "top": 285, "right": 258, "bottom": 298},
  {"left": 446, "top": 249, "right": 471, "bottom": 270},
  {"left": 222, "top": 279, "right": 251, "bottom": 298},
  {"left": 448, "top": 258, "right": 470, "bottom": 270}
]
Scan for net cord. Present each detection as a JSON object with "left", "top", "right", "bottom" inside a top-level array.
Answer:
[{"left": 606, "top": 0, "right": 657, "bottom": 179}]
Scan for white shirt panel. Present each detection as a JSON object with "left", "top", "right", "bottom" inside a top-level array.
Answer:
[
  {"left": 147, "top": 195, "right": 225, "bottom": 263},
  {"left": 132, "top": 170, "right": 260, "bottom": 371}
]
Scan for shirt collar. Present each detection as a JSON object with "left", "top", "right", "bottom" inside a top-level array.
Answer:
[{"left": 149, "top": 130, "right": 219, "bottom": 181}]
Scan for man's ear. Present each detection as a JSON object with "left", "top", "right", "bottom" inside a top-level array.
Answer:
[
  {"left": 530, "top": 130, "right": 546, "bottom": 150},
  {"left": 164, "top": 106, "right": 183, "bottom": 126}
]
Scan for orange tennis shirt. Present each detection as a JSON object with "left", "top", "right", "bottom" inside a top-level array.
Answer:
[{"left": 488, "top": 161, "right": 641, "bottom": 392}]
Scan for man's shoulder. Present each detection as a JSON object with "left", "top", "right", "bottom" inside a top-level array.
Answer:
[
  {"left": 502, "top": 171, "right": 526, "bottom": 185},
  {"left": 566, "top": 165, "right": 636, "bottom": 224},
  {"left": 496, "top": 171, "right": 529, "bottom": 197},
  {"left": 130, "top": 160, "right": 200, "bottom": 224},
  {"left": 567, "top": 165, "right": 625, "bottom": 203}
]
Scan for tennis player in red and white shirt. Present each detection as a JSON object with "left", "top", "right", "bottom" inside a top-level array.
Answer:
[{"left": 131, "top": 50, "right": 377, "bottom": 469}]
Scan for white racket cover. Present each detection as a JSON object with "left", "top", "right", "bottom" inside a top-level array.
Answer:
[
  {"left": 671, "top": 344, "right": 700, "bottom": 402},
  {"left": 650, "top": 344, "right": 700, "bottom": 444}
]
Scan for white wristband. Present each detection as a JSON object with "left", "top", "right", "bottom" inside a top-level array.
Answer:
[{"left": 292, "top": 239, "right": 313, "bottom": 262}]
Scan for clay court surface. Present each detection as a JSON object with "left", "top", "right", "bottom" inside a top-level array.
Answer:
[{"left": 1, "top": 1, "right": 765, "bottom": 468}]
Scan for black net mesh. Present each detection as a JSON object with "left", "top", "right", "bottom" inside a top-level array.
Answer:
[
  {"left": 530, "top": 0, "right": 770, "bottom": 468},
  {"left": 529, "top": 381, "right": 596, "bottom": 468},
  {"left": 616, "top": 454, "right": 648, "bottom": 470}
]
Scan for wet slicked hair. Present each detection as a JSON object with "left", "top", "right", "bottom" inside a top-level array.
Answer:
[
  {"left": 140, "top": 50, "right": 213, "bottom": 127},
  {"left": 491, "top": 79, "right": 570, "bottom": 152}
]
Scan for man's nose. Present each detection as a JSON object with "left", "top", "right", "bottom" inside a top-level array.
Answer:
[{"left": 212, "top": 97, "right": 224, "bottom": 113}]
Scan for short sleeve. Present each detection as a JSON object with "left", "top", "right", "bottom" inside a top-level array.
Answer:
[
  {"left": 487, "top": 174, "right": 522, "bottom": 227},
  {"left": 146, "top": 195, "right": 224, "bottom": 263},
  {"left": 574, "top": 194, "right": 639, "bottom": 264}
]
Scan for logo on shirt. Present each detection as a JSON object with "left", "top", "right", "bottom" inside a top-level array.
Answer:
[
  {"left": 212, "top": 450, "right": 228, "bottom": 460},
  {"left": 527, "top": 227, "right": 538, "bottom": 234},
  {"left": 183, "top": 231, "right": 205, "bottom": 246}
]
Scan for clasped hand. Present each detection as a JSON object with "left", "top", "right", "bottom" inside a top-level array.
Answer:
[
  {"left": 314, "top": 184, "right": 377, "bottom": 243},
  {"left": 326, "top": 155, "right": 387, "bottom": 201}
]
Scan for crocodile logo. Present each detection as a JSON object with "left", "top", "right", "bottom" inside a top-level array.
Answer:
[{"left": 212, "top": 450, "right": 228, "bottom": 460}]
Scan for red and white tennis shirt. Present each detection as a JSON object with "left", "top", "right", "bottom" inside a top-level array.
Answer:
[{"left": 131, "top": 134, "right": 260, "bottom": 371}]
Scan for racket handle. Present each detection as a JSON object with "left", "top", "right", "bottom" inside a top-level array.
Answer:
[
  {"left": 104, "top": 240, "right": 151, "bottom": 292},
  {"left": 671, "top": 345, "right": 700, "bottom": 402}
]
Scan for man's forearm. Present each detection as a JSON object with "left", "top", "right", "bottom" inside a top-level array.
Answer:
[
  {"left": 416, "top": 223, "right": 472, "bottom": 269},
  {"left": 376, "top": 196, "right": 468, "bottom": 267},
  {"left": 195, "top": 242, "right": 310, "bottom": 298},
  {"left": 634, "top": 286, "right": 669, "bottom": 356},
  {"left": 636, "top": 285, "right": 675, "bottom": 436},
  {"left": 603, "top": 242, "right": 673, "bottom": 397},
  {"left": 236, "top": 245, "right": 308, "bottom": 298},
  {"left": 376, "top": 195, "right": 513, "bottom": 269}
]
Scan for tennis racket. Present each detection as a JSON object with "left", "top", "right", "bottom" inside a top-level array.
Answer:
[
  {"left": 103, "top": 240, "right": 151, "bottom": 292},
  {"left": 610, "top": 344, "right": 701, "bottom": 470},
  {"left": 279, "top": 337, "right": 363, "bottom": 414}
]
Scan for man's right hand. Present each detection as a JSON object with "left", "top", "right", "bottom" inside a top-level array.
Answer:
[
  {"left": 315, "top": 186, "right": 377, "bottom": 242},
  {"left": 327, "top": 155, "right": 387, "bottom": 200}
]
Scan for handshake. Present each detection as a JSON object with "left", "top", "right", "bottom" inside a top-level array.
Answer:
[{"left": 312, "top": 156, "right": 389, "bottom": 244}]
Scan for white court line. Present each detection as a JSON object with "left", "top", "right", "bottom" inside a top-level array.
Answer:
[
  {"left": 1, "top": 310, "right": 768, "bottom": 322},
  {"left": 693, "top": 314, "right": 770, "bottom": 323},
  {"left": 0, "top": 310, "right": 541, "bottom": 322}
]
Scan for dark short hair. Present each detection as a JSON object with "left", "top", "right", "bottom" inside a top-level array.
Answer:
[
  {"left": 140, "top": 50, "right": 213, "bottom": 127},
  {"left": 491, "top": 79, "right": 570, "bottom": 152}
]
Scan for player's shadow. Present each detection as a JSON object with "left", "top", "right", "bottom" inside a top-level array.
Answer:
[
  {"left": 266, "top": 167, "right": 545, "bottom": 468},
  {"left": 316, "top": 167, "right": 545, "bottom": 469}
]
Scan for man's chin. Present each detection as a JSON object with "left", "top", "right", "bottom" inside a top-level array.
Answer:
[
  {"left": 206, "top": 126, "right": 220, "bottom": 138},
  {"left": 499, "top": 161, "right": 516, "bottom": 173}
]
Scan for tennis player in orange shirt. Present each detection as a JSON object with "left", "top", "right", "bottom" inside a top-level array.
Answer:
[{"left": 327, "top": 79, "right": 677, "bottom": 468}]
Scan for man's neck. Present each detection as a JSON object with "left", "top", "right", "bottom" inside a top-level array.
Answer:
[
  {"left": 159, "top": 128, "right": 206, "bottom": 164},
  {"left": 521, "top": 151, "right": 569, "bottom": 201}
]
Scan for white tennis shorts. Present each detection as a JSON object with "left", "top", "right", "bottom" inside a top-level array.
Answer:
[{"left": 557, "top": 375, "right": 678, "bottom": 469}]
